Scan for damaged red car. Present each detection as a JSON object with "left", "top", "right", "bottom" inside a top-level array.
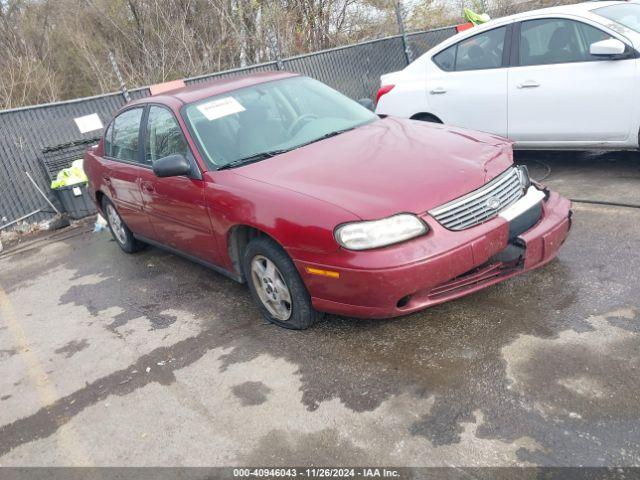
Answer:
[{"left": 84, "top": 72, "right": 572, "bottom": 330}]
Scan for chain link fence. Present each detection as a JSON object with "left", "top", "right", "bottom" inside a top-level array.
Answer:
[{"left": 0, "top": 26, "right": 457, "bottom": 230}]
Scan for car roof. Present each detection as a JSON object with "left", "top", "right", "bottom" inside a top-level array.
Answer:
[
  {"left": 499, "top": 0, "right": 628, "bottom": 21},
  {"left": 422, "top": 1, "right": 632, "bottom": 56},
  {"left": 128, "top": 71, "right": 300, "bottom": 108}
]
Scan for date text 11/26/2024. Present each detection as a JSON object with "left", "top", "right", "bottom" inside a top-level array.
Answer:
[{"left": 233, "top": 468, "right": 400, "bottom": 477}]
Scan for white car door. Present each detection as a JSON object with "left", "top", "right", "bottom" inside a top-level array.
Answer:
[
  {"left": 425, "top": 25, "right": 510, "bottom": 137},
  {"left": 508, "top": 17, "right": 637, "bottom": 146}
]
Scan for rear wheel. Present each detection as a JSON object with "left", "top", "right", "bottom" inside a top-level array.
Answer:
[
  {"left": 242, "top": 237, "right": 321, "bottom": 330},
  {"left": 102, "top": 198, "right": 143, "bottom": 253}
]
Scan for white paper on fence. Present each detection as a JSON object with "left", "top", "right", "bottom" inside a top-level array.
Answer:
[
  {"left": 197, "top": 97, "right": 245, "bottom": 121},
  {"left": 74, "top": 113, "right": 103, "bottom": 134}
]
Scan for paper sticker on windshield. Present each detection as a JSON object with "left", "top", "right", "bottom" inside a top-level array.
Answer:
[{"left": 197, "top": 97, "right": 245, "bottom": 121}]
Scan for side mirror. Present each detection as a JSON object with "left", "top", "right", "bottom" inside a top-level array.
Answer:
[
  {"left": 358, "top": 98, "right": 375, "bottom": 111},
  {"left": 152, "top": 154, "right": 191, "bottom": 177},
  {"left": 590, "top": 38, "right": 626, "bottom": 57}
]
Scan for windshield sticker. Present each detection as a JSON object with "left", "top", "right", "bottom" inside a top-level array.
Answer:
[{"left": 196, "top": 97, "right": 245, "bottom": 121}]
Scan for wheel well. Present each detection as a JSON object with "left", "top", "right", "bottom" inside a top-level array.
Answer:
[
  {"left": 410, "top": 112, "right": 443, "bottom": 123},
  {"left": 227, "top": 225, "right": 276, "bottom": 281},
  {"left": 95, "top": 190, "right": 105, "bottom": 212}
]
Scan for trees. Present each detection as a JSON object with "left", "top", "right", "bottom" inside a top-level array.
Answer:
[
  {"left": 0, "top": 0, "right": 575, "bottom": 109},
  {"left": 0, "top": 0, "right": 403, "bottom": 108}
]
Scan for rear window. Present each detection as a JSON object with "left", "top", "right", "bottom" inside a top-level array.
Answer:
[{"left": 595, "top": 4, "right": 640, "bottom": 33}]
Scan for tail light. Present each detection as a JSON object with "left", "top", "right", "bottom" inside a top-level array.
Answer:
[{"left": 375, "top": 85, "right": 395, "bottom": 105}]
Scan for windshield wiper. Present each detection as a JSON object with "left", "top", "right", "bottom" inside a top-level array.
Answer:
[
  {"left": 217, "top": 149, "right": 291, "bottom": 170},
  {"left": 298, "top": 127, "right": 355, "bottom": 148},
  {"left": 216, "top": 128, "right": 356, "bottom": 170}
]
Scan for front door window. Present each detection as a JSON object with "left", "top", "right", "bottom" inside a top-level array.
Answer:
[{"left": 144, "top": 106, "right": 190, "bottom": 165}]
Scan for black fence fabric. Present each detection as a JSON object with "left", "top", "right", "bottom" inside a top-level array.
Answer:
[
  {"left": 40, "top": 137, "right": 103, "bottom": 182},
  {"left": 0, "top": 27, "right": 456, "bottom": 228},
  {"left": 407, "top": 27, "right": 460, "bottom": 59}
]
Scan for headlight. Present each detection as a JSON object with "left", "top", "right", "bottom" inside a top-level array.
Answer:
[
  {"left": 335, "top": 214, "right": 428, "bottom": 251},
  {"left": 516, "top": 165, "right": 531, "bottom": 191}
]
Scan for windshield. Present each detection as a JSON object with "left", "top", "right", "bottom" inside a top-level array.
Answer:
[
  {"left": 183, "top": 76, "right": 378, "bottom": 169},
  {"left": 595, "top": 4, "right": 640, "bottom": 33}
]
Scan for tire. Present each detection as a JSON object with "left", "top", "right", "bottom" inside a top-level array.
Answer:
[
  {"left": 102, "top": 197, "right": 143, "bottom": 254},
  {"left": 242, "top": 237, "right": 321, "bottom": 330}
]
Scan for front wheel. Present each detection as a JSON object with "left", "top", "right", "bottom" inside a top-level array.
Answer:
[{"left": 242, "top": 237, "right": 321, "bottom": 330}]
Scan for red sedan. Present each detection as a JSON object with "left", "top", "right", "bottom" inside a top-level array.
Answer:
[{"left": 84, "top": 72, "right": 572, "bottom": 330}]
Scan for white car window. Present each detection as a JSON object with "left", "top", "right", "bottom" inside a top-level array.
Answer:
[
  {"left": 595, "top": 4, "right": 640, "bottom": 33},
  {"left": 433, "top": 45, "right": 456, "bottom": 71},
  {"left": 519, "top": 18, "right": 614, "bottom": 67},
  {"left": 432, "top": 26, "right": 506, "bottom": 72}
]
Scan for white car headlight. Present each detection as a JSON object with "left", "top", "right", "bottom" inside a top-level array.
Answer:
[{"left": 335, "top": 214, "right": 428, "bottom": 251}]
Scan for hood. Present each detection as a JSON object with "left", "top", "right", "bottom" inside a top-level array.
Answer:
[{"left": 232, "top": 117, "right": 514, "bottom": 220}]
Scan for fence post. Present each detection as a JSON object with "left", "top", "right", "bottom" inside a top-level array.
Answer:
[
  {"left": 267, "top": 22, "right": 285, "bottom": 71},
  {"left": 275, "top": 47, "right": 284, "bottom": 71},
  {"left": 395, "top": 0, "right": 413, "bottom": 65},
  {"left": 109, "top": 51, "right": 131, "bottom": 103}
]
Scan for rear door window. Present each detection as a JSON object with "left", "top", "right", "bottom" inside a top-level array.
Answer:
[
  {"left": 433, "top": 45, "right": 456, "bottom": 71},
  {"left": 432, "top": 26, "right": 507, "bottom": 72},
  {"left": 110, "top": 108, "right": 144, "bottom": 163},
  {"left": 455, "top": 27, "right": 506, "bottom": 71}
]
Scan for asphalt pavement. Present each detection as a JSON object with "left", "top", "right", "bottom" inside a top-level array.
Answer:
[{"left": 0, "top": 150, "right": 639, "bottom": 467}]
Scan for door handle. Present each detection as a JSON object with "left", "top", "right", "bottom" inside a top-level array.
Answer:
[
  {"left": 430, "top": 87, "right": 447, "bottom": 95},
  {"left": 517, "top": 81, "right": 540, "bottom": 89}
]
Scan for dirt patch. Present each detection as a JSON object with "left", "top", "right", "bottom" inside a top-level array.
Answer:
[{"left": 54, "top": 339, "right": 89, "bottom": 358}]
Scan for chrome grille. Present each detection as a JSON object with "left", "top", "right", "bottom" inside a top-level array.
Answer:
[{"left": 429, "top": 168, "right": 524, "bottom": 231}]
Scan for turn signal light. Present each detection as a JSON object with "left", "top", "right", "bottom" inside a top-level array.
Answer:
[{"left": 305, "top": 267, "right": 340, "bottom": 279}]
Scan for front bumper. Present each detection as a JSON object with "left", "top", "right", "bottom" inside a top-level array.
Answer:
[{"left": 294, "top": 189, "right": 572, "bottom": 319}]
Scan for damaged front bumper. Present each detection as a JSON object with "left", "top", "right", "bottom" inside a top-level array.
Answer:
[{"left": 297, "top": 186, "right": 572, "bottom": 319}]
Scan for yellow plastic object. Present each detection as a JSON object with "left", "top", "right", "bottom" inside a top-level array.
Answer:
[
  {"left": 51, "top": 159, "right": 88, "bottom": 189},
  {"left": 464, "top": 8, "right": 490, "bottom": 26}
]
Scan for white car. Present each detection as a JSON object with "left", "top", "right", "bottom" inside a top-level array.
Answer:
[{"left": 375, "top": 1, "right": 640, "bottom": 150}]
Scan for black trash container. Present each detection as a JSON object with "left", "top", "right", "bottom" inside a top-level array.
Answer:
[
  {"left": 40, "top": 138, "right": 100, "bottom": 220},
  {"left": 54, "top": 183, "right": 96, "bottom": 219}
]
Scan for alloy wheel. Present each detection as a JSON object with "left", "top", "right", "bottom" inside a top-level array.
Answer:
[
  {"left": 106, "top": 204, "right": 127, "bottom": 245},
  {"left": 250, "top": 255, "right": 292, "bottom": 321}
]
